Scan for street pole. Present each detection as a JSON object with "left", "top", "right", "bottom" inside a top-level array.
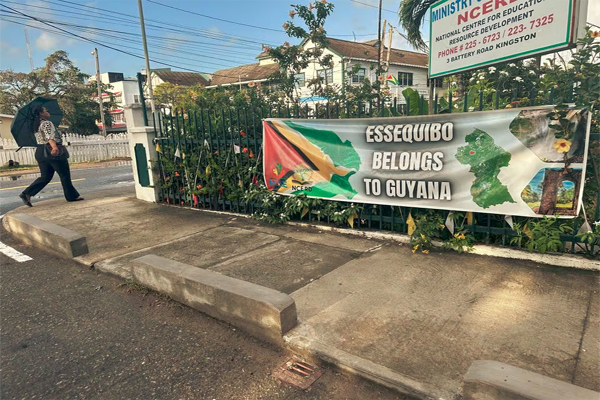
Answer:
[
  {"left": 137, "top": 0, "right": 156, "bottom": 121},
  {"left": 377, "top": 0, "right": 383, "bottom": 102},
  {"left": 92, "top": 48, "right": 107, "bottom": 137}
]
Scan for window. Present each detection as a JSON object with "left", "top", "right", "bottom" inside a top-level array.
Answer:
[
  {"left": 427, "top": 78, "right": 443, "bottom": 88},
  {"left": 352, "top": 68, "right": 366, "bottom": 83},
  {"left": 317, "top": 68, "right": 334, "bottom": 85},
  {"left": 294, "top": 73, "right": 305, "bottom": 87},
  {"left": 132, "top": 94, "right": 141, "bottom": 104},
  {"left": 398, "top": 72, "right": 413, "bottom": 86}
]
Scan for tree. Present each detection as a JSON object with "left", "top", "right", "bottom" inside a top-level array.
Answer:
[
  {"left": 267, "top": 1, "right": 336, "bottom": 104},
  {"left": 398, "top": 0, "right": 436, "bottom": 52},
  {"left": 153, "top": 82, "right": 185, "bottom": 107},
  {"left": 0, "top": 50, "right": 115, "bottom": 135}
]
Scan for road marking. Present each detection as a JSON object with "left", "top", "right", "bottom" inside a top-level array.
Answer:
[
  {"left": 0, "top": 178, "right": 85, "bottom": 191},
  {"left": 0, "top": 241, "right": 32, "bottom": 262}
]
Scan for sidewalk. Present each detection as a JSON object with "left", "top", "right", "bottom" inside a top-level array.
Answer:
[
  {"left": 4, "top": 191, "right": 599, "bottom": 399},
  {"left": 0, "top": 158, "right": 132, "bottom": 178}
]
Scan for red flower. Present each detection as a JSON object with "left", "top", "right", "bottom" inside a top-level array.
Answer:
[
  {"left": 240, "top": 130, "right": 247, "bottom": 137},
  {"left": 242, "top": 147, "right": 248, "bottom": 153},
  {"left": 196, "top": 184, "right": 203, "bottom": 190},
  {"left": 175, "top": 172, "right": 180, "bottom": 177},
  {"left": 249, "top": 152, "right": 255, "bottom": 158},
  {"left": 193, "top": 194, "right": 198, "bottom": 206}
]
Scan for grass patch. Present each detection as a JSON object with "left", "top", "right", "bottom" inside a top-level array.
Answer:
[
  {"left": 0, "top": 164, "right": 37, "bottom": 171},
  {"left": 117, "top": 278, "right": 175, "bottom": 304},
  {"left": 118, "top": 277, "right": 151, "bottom": 296}
]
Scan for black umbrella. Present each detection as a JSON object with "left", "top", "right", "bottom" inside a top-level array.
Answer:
[{"left": 10, "top": 97, "right": 63, "bottom": 148}]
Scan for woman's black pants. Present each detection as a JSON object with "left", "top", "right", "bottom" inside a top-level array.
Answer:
[{"left": 22, "top": 145, "right": 80, "bottom": 201}]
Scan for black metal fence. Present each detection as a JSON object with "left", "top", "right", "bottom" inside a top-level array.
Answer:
[{"left": 152, "top": 93, "right": 599, "bottom": 256}]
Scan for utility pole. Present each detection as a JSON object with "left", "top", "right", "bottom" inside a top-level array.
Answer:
[
  {"left": 377, "top": 0, "right": 383, "bottom": 71},
  {"left": 137, "top": 0, "right": 156, "bottom": 120},
  {"left": 92, "top": 48, "right": 107, "bottom": 137},
  {"left": 377, "top": 0, "right": 383, "bottom": 100},
  {"left": 24, "top": 28, "right": 34, "bottom": 72}
]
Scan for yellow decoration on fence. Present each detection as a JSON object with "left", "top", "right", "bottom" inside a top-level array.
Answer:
[
  {"left": 523, "top": 223, "right": 534, "bottom": 239},
  {"left": 155, "top": 142, "right": 161, "bottom": 153},
  {"left": 301, "top": 206, "right": 309, "bottom": 219},
  {"left": 347, "top": 212, "right": 358, "bottom": 228},
  {"left": 407, "top": 212, "right": 416, "bottom": 235},
  {"left": 466, "top": 212, "right": 473, "bottom": 225}
]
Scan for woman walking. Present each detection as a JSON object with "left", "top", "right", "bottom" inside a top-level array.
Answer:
[{"left": 19, "top": 105, "right": 83, "bottom": 206}]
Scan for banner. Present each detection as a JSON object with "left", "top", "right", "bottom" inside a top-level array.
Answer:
[
  {"left": 263, "top": 107, "right": 590, "bottom": 218},
  {"left": 429, "top": 0, "right": 579, "bottom": 77}
]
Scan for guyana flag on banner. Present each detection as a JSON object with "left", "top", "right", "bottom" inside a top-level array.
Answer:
[
  {"left": 263, "top": 119, "right": 361, "bottom": 199},
  {"left": 386, "top": 74, "right": 399, "bottom": 85}
]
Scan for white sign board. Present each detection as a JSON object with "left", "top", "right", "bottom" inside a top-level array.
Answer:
[{"left": 429, "top": 0, "right": 577, "bottom": 78}]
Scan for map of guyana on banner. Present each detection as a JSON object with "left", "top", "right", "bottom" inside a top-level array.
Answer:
[{"left": 263, "top": 107, "right": 591, "bottom": 218}]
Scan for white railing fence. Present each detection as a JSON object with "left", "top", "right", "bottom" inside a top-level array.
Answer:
[{"left": 0, "top": 133, "right": 130, "bottom": 166}]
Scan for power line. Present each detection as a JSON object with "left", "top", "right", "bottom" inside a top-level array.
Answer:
[
  {"left": 0, "top": 4, "right": 249, "bottom": 79},
  {"left": 2, "top": 0, "right": 283, "bottom": 48},
  {"left": 147, "top": 0, "right": 283, "bottom": 32},
  {"left": 0, "top": 16, "right": 247, "bottom": 70},
  {"left": 0, "top": 11, "right": 260, "bottom": 64},
  {"left": 51, "top": 0, "right": 283, "bottom": 45},
  {"left": 147, "top": 0, "right": 378, "bottom": 37},
  {"left": 351, "top": 0, "right": 397, "bottom": 14}
]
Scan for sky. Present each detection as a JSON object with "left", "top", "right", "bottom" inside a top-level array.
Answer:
[
  {"left": 0, "top": 0, "right": 599, "bottom": 80},
  {"left": 0, "top": 0, "right": 413, "bottom": 78}
]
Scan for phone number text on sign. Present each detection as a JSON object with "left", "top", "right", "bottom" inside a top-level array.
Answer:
[{"left": 429, "top": 0, "right": 572, "bottom": 77}]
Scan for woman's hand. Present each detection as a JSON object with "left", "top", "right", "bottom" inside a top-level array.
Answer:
[{"left": 48, "top": 139, "right": 59, "bottom": 156}]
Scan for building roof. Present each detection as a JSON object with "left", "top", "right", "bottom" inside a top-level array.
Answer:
[
  {"left": 153, "top": 71, "right": 210, "bottom": 87},
  {"left": 256, "top": 37, "right": 428, "bottom": 68},
  {"left": 326, "top": 38, "right": 428, "bottom": 68},
  {"left": 209, "top": 63, "right": 280, "bottom": 86}
]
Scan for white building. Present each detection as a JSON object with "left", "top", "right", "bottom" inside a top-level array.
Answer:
[
  {"left": 208, "top": 37, "right": 443, "bottom": 104},
  {"left": 89, "top": 72, "right": 141, "bottom": 133}
]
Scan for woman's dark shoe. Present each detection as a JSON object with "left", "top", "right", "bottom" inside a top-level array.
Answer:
[
  {"left": 19, "top": 193, "right": 32, "bottom": 207},
  {"left": 68, "top": 197, "right": 84, "bottom": 202}
]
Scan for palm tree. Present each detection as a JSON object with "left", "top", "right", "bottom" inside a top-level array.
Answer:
[{"left": 398, "top": 0, "right": 436, "bottom": 52}]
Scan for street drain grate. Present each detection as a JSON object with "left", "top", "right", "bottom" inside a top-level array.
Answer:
[{"left": 272, "top": 357, "right": 323, "bottom": 389}]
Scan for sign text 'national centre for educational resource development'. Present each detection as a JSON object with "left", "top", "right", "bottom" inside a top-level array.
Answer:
[{"left": 429, "top": 0, "right": 575, "bottom": 77}]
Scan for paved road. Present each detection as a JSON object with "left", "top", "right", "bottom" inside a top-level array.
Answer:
[
  {"left": 0, "top": 163, "right": 134, "bottom": 215},
  {"left": 0, "top": 213, "right": 411, "bottom": 399}
]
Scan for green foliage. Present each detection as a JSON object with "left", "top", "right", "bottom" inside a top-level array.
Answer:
[
  {"left": 410, "top": 211, "right": 444, "bottom": 254},
  {"left": 153, "top": 82, "right": 185, "bottom": 106},
  {"left": 267, "top": 1, "right": 335, "bottom": 104},
  {"left": 0, "top": 50, "right": 116, "bottom": 134},
  {"left": 576, "top": 222, "right": 600, "bottom": 258},
  {"left": 402, "top": 87, "right": 427, "bottom": 115},
  {"left": 442, "top": 213, "right": 475, "bottom": 253},
  {"left": 510, "top": 217, "right": 572, "bottom": 254},
  {"left": 243, "top": 186, "right": 362, "bottom": 227}
]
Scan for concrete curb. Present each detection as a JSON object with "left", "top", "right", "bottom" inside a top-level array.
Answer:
[
  {"left": 131, "top": 254, "right": 297, "bottom": 345},
  {"left": 463, "top": 360, "right": 600, "bottom": 400},
  {"left": 284, "top": 327, "right": 447, "bottom": 400},
  {"left": 2, "top": 213, "right": 88, "bottom": 258}
]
